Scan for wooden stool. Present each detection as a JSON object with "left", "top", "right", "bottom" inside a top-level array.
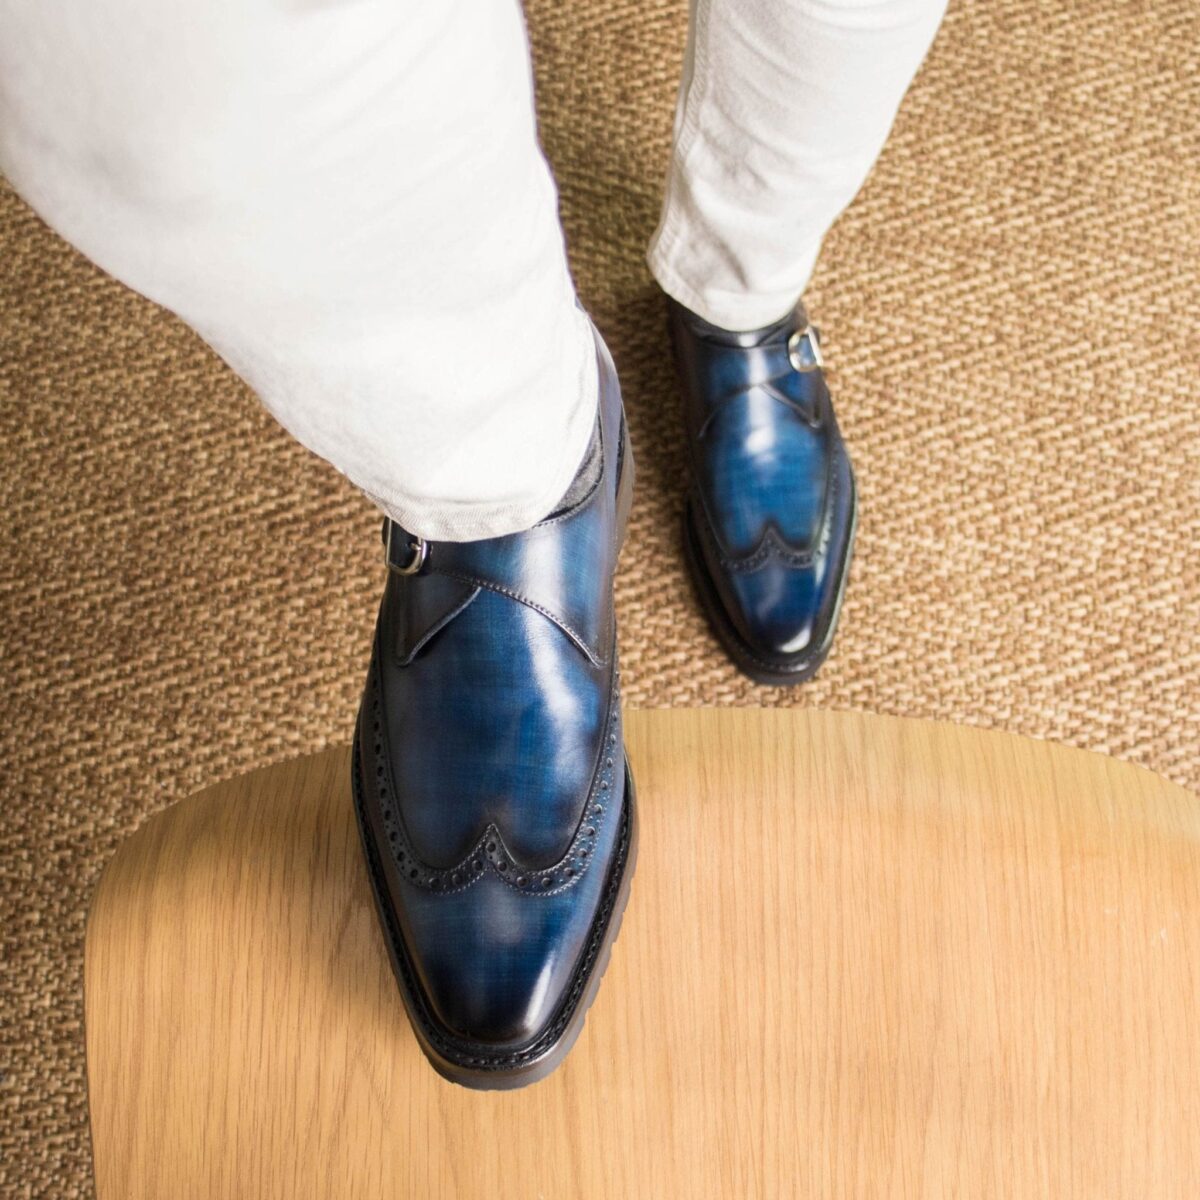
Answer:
[{"left": 85, "top": 710, "right": 1200, "bottom": 1198}]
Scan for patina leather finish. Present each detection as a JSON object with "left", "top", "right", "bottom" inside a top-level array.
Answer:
[
  {"left": 669, "top": 297, "right": 857, "bottom": 685},
  {"left": 353, "top": 328, "right": 636, "bottom": 1089}
]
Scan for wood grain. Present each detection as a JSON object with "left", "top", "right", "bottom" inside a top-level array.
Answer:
[{"left": 85, "top": 710, "right": 1200, "bottom": 1198}]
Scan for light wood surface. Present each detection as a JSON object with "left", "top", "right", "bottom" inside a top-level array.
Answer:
[{"left": 86, "top": 710, "right": 1200, "bottom": 1199}]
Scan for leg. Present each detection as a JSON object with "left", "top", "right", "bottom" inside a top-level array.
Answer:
[
  {"left": 653, "top": 0, "right": 946, "bottom": 683},
  {"left": 0, "top": 0, "right": 596, "bottom": 540},
  {"left": 649, "top": 0, "right": 948, "bottom": 330},
  {"left": 0, "top": 0, "right": 636, "bottom": 1087}
]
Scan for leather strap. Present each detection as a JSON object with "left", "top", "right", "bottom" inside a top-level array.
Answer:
[
  {"left": 685, "top": 337, "right": 826, "bottom": 427},
  {"left": 384, "top": 469, "right": 617, "bottom": 667}
]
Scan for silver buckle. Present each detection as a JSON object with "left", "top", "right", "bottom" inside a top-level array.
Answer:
[
  {"left": 787, "top": 323, "right": 823, "bottom": 373},
  {"left": 385, "top": 521, "right": 428, "bottom": 575}
]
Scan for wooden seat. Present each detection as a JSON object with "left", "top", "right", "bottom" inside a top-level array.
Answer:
[{"left": 85, "top": 710, "right": 1200, "bottom": 1198}]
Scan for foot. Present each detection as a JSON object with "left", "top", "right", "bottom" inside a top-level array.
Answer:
[
  {"left": 669, "top": 296, "right": 857, "bottom": 686},
  {"left": 353, "top": 328, "right": 636, "bottom": 1089}
]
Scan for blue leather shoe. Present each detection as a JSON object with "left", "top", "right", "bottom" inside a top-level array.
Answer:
[
  {"left": 669, "top": 296, "right": 857, "bottom": 686},
  {"left": 352, "top": 327, "right": 636, "bottom": 1089}
]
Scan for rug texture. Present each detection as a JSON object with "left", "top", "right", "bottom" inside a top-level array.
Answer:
[{"left": 2, "top": 0, "right": 1197, "bottom": 1194}]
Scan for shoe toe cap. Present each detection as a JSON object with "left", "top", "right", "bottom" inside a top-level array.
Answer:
[
  {"left": 392, "top": 799, "right": 625, "bottom": 1050},
  {"left": 728, "top": 564, "right": 821, "bottom": 659},
  {"left": 701, "top": 446, "right": 856, "bottom": 670},
  {"left": 407, "top": 876, "right": 576, "bottom": 1046}
]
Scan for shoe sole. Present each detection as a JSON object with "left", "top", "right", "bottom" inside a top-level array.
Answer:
[
  {"left": 681, "top": 485, "right": 858, "bottom": 688},
  {"left": 352, "top": 729, "right": 638, "bottom": 1090}
]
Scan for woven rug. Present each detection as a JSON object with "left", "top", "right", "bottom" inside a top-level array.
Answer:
[{"left": 2, "top": 0, "right": 1197, "bottom": 1193}]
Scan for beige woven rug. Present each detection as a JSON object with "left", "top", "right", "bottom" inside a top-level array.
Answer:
[{"left": 2, "top": 0, "right": 1197, "bottom": 1193}]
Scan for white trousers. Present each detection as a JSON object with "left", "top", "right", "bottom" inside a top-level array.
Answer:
[{"left": 0, "top": 0, "right": 945, "bottom": 540}]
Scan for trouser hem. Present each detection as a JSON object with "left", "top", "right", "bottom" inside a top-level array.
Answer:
[{"left": 359, "top": 327, "right": 600, "bottom": 543}]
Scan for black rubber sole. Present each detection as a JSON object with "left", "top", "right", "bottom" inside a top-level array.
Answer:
[
  {"left": 351, "top": 726, "right": 638, "bottom": 1091},
  {"left": 681, "top": 489, "right": 857, "bottom": 688}
]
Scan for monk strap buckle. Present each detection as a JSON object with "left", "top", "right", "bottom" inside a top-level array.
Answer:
[
  {"left": 385, "top": 521, "right": 428, "bottom": 575},
  {"left": 787, "top": 323, "right": 823, "bottom": 373}
]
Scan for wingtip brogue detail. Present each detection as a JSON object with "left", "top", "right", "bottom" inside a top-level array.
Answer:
[
  {"left": 670, "top": 295, "right": 857, "bottom": 686},
  {"left": 354, "top": 747, "right": 636, "bottom": 1065},
  {"left": 357, "top": 650, "right": 624, "bottom": 895}
]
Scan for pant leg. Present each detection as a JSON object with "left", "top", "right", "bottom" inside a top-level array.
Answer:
[
  {"left": 0, "top": 0, "right": 595, "bottom": 541},
  {"left": 648, "top": 0, "right": 948, "bottom": 331}
]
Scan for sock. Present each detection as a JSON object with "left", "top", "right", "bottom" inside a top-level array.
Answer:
[{"left": 542, "top": 415, "right": 602, "bottom": 521}]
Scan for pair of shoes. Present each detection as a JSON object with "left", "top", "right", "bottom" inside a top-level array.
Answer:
[{"left": 353, "top": 295, "right": 855, "bottom": 1088}]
